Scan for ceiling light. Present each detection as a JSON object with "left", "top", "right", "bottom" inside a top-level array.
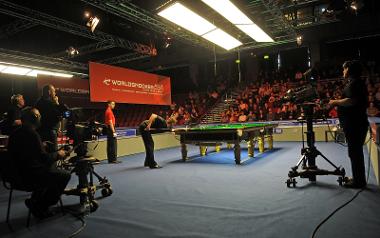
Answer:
[
  {"left": 0, "top": 62, "right": 73, "bottom": 78},
  {"left": 201, "top": 0, "right": 274, "bottom": 42},
  {"left": 236, "top": 25, "right": 274, "bottom": 43},
  {"left": 27, "top": 70, "right": 73, "bottom": 78},
  {"left": 1, "top": 65, "right": 31, "bottom": 75},
  {"left": 158, "top": 2, "right": 242, "bottom": 50},
  {"left": 158, "top": 2, "right": 215, "bottom": 36},
  {"left": 203, "top": 29, "right": 242, "bottom": 50}
]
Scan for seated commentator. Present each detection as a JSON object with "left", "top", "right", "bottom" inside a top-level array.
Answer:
[{"left": 7, "top": 107, "right": 71, "bottom": 219}]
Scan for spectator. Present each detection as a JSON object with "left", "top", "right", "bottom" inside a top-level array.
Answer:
[
  {"left": 367, "top": 102, "right": 379, "bottom": 117},
  {"left": 238, "top": 111, "right": 247, "bottom": 122}
]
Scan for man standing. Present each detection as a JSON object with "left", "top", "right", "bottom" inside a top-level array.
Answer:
[
  {"left": 8, "top": 107, "right": 71, "bottom": 219},
  {"left": 35, "top": 85, "right": 67, "bottom": 152},
  {"left": 3, "top": 94, "right": 25, "bottom": 135},
  {"left": 139, "top": 113, "right": 176, "bottom": 169},
  {"left": 329, "top": 60, "right": 368, "bottom": 188},
  {"left": 105, "top": 101, "right": 120, "bottom": 163}
]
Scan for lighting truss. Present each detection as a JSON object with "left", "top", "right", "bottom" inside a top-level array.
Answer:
[
  {"left": 50, "top": 41, "right": 114, "bottom": 59},
  {"left": 80, "top": 0, "right": 216, "bottom": 51},
  {"left": 0, "top": 19, "right": 37, "bottom": 39},
  {"left": 0, "top": 0, "right": 155, "bottom": 56},
  {"left": 0, "top": 48, "right": 88, "bottom": 73}
]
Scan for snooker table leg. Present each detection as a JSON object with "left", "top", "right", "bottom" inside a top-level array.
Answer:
[
  {"left": 234, "top": 143, "right": 241, "bottom": 164},
  {"left": 215, "top": 145, "right": 221, "bottom": 152},
  {"left": 181, "top": 143, "right": 188, "bottom": 161},
  {"left": 200, "top": 146, "right": 207, "bottom": 156},
  {"left": 247, "top": 139, "right": 255, "bottom": 157},
  {"left": 258, "top": 135, "right": 265, "bottom": 153},
  {"left": 268, "top": 134, "right": 273, "bottom": 150}
]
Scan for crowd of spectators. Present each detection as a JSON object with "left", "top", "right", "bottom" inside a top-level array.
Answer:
[
  {"left": 109, "top": 62, "right": 380, "bottom": 127},
  {"left": 220, "top": 65, "right": 380, "bottom": 123},
  {"left": 159, "top": 80, "right": 227, "bottom": 125}
]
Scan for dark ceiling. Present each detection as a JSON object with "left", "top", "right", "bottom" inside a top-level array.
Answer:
[{"left": 0, "top": 0, "right": 379, "bottom": 76}]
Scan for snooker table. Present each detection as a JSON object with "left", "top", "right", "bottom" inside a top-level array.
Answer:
[{"left": 173, "top": 123, "right": 278, "bottom": 164}]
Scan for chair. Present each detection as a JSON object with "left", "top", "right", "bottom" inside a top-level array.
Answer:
[
  {"left": 0, "top": 150, "right": 34, "bottom": 229},
  {"left": 0, "top": 151, "right": 64, "bottom": 230}
]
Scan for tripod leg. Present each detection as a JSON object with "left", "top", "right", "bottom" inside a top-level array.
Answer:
[
  {"left": 92, "top": 168, "right": 108, "bottom": 183},
  {"left": 295, "top": 155, "right": 306, "bottom": 168},
  {"left": 318, "top": 151, "right": 340, "bottom": 170}
]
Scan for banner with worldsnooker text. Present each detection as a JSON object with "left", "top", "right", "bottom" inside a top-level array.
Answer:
[
  {"left": 89, "top": 62, "right": 172, "bottom": 105},
  {"left": 36, "top": 75, "right": 91, "bottom": 108}
]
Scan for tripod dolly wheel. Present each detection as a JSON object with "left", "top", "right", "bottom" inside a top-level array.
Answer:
[
  {"left": 101, "top": 187, "right": 113, "bottom": 197},
  {"left": 337, "top": 176, "right": 344, "bottom": 186},
  {"left": 90, "top": 200, "right": 99, "bottom": 212},
  {"left": 286, "top": 178, "right": 297, "bottom": 187}
]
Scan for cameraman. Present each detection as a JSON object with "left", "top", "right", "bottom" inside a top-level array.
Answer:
[
  {"left": 8, "top": 107, "right": 71, "bottom": 218},
  {"left": 328, "top": 60, "right": 368, "bottom": 188},
  {"left": 35, "top": 84, "right": 67, "bottom": 152}
]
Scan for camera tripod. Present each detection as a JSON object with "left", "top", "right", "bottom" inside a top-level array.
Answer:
[
  {"left": 286, "top": 103, "right": 346, "bottom": 187},
  {"left": 63, "top": 143, "right": 112, "bottom": 213}
]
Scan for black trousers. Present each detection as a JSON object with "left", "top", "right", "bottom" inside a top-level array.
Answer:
[
  {"left": 343, "top": 123, "right": 368, "bottom": 185},
  {"left": 139, "top": 128, "right": 157, "bottom": 166},
  {"left": 106, "top": 127, "right": 117, "bottom": 162},
  {"left": 27, "top": 166, "right": 71, "bottom": 211}
]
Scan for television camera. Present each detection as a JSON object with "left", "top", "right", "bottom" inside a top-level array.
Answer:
[
  {"left": 61, "top": 108, "right": 112, "bottom": 213},
  {"left": 283, "top": 85, "right": 347, "bottom": 187}
]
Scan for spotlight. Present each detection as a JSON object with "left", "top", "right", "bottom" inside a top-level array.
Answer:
[
  {"left": 164, "top": 42, "right": 171, "bottom": 48},
  {"left": 163, "top": 37, "right": 172, "bottom": 49},
  {"left": 66, "top": 46, "right": 79, "bottom": 57},
  {"left": 350, "top": 0, "right": 364, "bottom": 11},
  {"left": 296, "top": 35, "right": 303, "bottom": 46},
  {"left": 84, "top": 11, "right": 100, "bottom": 32},
  {"left": 87, "top": 16, "right": 100, "bottom": 32}
]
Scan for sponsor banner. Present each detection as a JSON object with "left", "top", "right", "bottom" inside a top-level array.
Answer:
[
  {"left": 89, "top": 62, "right": 171, "bottom": 105},
  {"left": 36, "top": 75, "right": 91, "bottom": 107}
]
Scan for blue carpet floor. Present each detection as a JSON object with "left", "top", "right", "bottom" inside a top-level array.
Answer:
[{"left": 1, "top": 141, "right": 380, "bottom": 238}]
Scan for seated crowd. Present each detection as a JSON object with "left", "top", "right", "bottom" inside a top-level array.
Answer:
[{"left": 220, "top": 66, "right": 380, "bottom": 123}]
